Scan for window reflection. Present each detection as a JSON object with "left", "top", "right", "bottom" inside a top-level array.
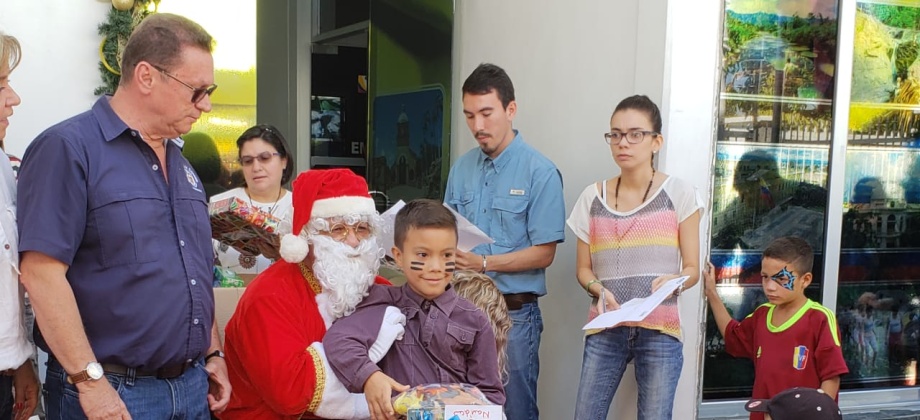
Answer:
[
  {"left": 705, "top": 0, "right": 839, "bottom": 399},
  {"left": 838, "top": 1, "right": 920, "bottom": 392}
]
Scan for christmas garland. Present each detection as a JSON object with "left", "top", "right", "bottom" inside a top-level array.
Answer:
[{"left": 94, "top": 0, "right": 159, "bottom": 96}]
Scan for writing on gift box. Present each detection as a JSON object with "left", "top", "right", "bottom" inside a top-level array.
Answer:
[{"left": 444, "top": 405, "right": 502, "bottom": 420}]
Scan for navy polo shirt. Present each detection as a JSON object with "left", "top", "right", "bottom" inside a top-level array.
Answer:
[{"left": 17, "top": 96, "right": 214, "bottom": 370}]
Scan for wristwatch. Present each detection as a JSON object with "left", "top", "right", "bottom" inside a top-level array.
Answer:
[
  {"left": 67, "top": 362, "right": 104, "bottom": 384},
  {"left": 205, "top": 350, "right": 225, "bottom": 363}
]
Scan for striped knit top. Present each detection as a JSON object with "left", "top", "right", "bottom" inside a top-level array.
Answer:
[{"left": 567, "top": 176, "right": 702, "bottom": 340}]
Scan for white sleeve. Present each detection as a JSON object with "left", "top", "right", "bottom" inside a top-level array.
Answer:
[
  {"left": 566, "top": 183, "right": 600, "bottom": 244},
  {"left": 665, "top": 177, "right": 705, "bottom": 223}
]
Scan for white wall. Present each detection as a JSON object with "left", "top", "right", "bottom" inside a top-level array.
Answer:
[
  {"left": 0, "top": 1, "right": 111, "bottom": 158},
  {"left": 660, "top": 1, "right": 723, "bottom": 418},
  {"left": 453, "top": 1, "right": 720, "bottom": 419}
]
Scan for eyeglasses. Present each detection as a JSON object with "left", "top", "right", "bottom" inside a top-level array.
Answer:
[
  {"left": 239, "top": 151, "right": 280, "bottom": 166},
  {"left": 604, "top": 130, "right": 659, "bottom": 145},
  {"left": 322, "top": 223, "right": 373, "bottom": 242},
  {"left": 152, "top": 65, "right": 218, "bottom": 104}
]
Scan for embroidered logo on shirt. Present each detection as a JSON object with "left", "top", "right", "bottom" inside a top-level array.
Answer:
[
  {"left": 510, "top": 189, "right": 525, "bottom": 196},
  {"left": 184, "top": 165, "right": 202, "bottom": 192},
  {"left": 793, "top": 345, "right": 809, "bottom": 370}
]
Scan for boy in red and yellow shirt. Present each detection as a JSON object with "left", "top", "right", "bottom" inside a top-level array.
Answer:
[{"left": 704, "top": 236, "right": 848, "bottom": 420}]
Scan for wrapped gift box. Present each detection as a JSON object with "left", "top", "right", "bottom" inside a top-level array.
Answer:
[
  {"left": 209, "top": 197, "right": 282, "bottom": 256},
  {"left": 394, "top": 384, "right": 501, "bottom": 420}
]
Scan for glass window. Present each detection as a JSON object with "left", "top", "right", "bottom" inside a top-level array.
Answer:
[
  {"left": 158, "top": 1, "right": 258, "bottom": 198},
  {"left": 705, "top": 0, "right": 840, "bottom": 399},
  {"left": 836, "top": 0, "right": 920, "bottom": 391}
]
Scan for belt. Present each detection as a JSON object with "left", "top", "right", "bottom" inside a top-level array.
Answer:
[
  {"left": 503, "top": 293, "right": 538, "bottom": 311},
  {"left": 102, "top": 361, "right": 192, "bottom": 380}
]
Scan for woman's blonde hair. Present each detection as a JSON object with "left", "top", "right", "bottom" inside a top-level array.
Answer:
[
  {"left": 451, "top": 270, "right": 511, "bottom": 381},
  {"left": 0, "top": 31, "right": 21, "bottom": 73}
]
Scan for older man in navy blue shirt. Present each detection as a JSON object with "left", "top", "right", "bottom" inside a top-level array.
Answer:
[{"left": 17, "top": 14, "right": 229, "bottom": 419}]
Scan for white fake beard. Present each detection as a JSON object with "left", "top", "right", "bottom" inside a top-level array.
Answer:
[{"left": 311, "top": 235, "right": 381, "bottom": 322}]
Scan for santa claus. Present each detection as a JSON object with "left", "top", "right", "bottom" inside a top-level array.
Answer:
[{"left": 220, "top": 169, "right": 403, "bottom": 419}]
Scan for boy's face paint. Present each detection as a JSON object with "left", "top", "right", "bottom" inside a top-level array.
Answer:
[
  {"left": 396, "top": 227, "right": 457, "bottom": 300},
  {"left": 770, "top": 266, "right": 796, "bottom": 291}
]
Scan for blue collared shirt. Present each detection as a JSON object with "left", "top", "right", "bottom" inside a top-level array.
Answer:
[
  {"left": 18, "top": 96, "right": 214, "bottom": 370},
  {"left": 445, "top": 131, "right": 565, "bottom": 295}
]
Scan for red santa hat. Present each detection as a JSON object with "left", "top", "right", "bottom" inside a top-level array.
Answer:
[{"left": 279, "top": 169, "right": 377, "bottom": 263}]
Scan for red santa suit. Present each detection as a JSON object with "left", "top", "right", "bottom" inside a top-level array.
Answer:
[
  {"left": 218, "top": 168, "right": 396, "bottom": 419},
  {"left": 222, "top": 262, "right": 389, "bottom": 419}
]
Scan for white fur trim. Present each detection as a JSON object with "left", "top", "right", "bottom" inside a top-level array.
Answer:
[
  {"left": 311, "top": 196, "right": 376, "bottom": 219},
  {"left": 316, "top": 293, "right": 334, "bottom": 329},
  {"left": 279, "top": 233, "right": 309, "bottom": 263}
]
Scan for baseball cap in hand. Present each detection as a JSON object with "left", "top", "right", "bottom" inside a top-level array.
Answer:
[{"left": 745, "top": 387, "right": 842, "bottom": 420}]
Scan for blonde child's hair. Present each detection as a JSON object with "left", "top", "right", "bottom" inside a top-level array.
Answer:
[{"left": 451, "top": 269, "right": 511, "bottom": 381}]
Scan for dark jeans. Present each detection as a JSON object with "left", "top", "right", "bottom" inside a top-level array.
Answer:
[{"left": 0, "top": 375, "right": 11, "bottom": 420}]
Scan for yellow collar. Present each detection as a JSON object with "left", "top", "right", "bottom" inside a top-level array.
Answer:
[{"left": 298, "top": 262, "right": 322, "bottom": 295}]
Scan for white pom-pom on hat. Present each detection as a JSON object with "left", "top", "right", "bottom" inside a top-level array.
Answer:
[{"left": 280, "top": 233, "right": 309, "bottom": 263}]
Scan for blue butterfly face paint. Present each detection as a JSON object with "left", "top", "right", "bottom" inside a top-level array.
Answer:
[{"left": 770, "top": 266, "right": 796, "bottom": 291}]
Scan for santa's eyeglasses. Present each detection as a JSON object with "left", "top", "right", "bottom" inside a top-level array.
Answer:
[{"left": 320, "top": 222, "right": 373, "bottom": 242}]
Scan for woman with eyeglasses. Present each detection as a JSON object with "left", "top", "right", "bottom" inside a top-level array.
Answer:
[
  {"left": 566, "top": 95, "right": 702, "bottom": 420},
  {"left": 210, "top": 124, "right": 294, "bottom": 280}
]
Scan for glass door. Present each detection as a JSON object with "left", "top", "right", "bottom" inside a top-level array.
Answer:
[
  {"left": 835, "top": 0, "right": 920, "bottom": 392},
  {"left": 705, "top": 0, "right": 840, "bottom": 399}
]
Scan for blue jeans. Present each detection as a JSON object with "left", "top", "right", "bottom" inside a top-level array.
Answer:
[
  {"left": 44, "top": 358, "right": 210, "bottom": 420},
  {"left": 0, "top": 375, "right": 10, "bottom": 420},
  {"left": 505, "top": 302, "right": 543, "bottom": 420},
  {"left": 574, "top": 327, "right": 683, "bottom": 420}
]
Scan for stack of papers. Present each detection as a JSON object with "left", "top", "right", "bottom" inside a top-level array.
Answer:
[{"left": 582, "top": 276, "right": 690, "bottom": 330}]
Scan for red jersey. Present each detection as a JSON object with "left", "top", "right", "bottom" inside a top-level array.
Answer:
[{"left": 724, "top": 299, "right": 849, "bottom": 420}]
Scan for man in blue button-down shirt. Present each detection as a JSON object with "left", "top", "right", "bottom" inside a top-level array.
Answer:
[
  {"left": 17, "top": 14, "right": 230, "bottom": 419},
  {"left": 445, "top": 63, "right": 565, "bottom": 420}
]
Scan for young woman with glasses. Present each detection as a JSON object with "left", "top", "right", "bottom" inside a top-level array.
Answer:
[
  {"left": 210, "top": 124, "right": 295, "bottom": 279},
  {"left": 566, "top": 95, "right": 702, "bottom": 420}
]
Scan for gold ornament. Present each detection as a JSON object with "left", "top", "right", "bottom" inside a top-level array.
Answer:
[{"left": 112, "top": 0, "right": 134, "bottom": 12}]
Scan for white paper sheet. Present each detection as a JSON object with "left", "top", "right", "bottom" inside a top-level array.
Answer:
[
  {"left": 582, "top": 276, "right": 690, "bottom": 330},
  {"left": 378, "top": 200, "right": 494, "bottom": 258}
]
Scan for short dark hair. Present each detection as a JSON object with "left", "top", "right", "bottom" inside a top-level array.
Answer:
[
  {"left": 462, "top": 63, "right": 515, "bottom": 109},
  {"left": 120, "top": 13, "right": 214, "bottom": 84},
  {"left": 763, "top": 236, "right": 814, "bottom": 275},
  {"left": 613, "top": 95, "right": 662, "bottom": 133},
  {"left": 236, "top": 124, "right": 294, "bottom": 185},
  {"left": 394, "top": 199, "right": 457, "bottom": 250}
]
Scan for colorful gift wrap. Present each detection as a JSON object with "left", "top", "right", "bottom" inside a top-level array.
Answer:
[
  {"left": 392, "top": 384, "right": 494, "bottom": 419},
  {"left": 209, "top": 197, "right": 282, "bottom": 256}
]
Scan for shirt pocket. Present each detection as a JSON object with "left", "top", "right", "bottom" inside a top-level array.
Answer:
[
  {"left": 175, "top": 194, "right": 211, "bottom": 265},
  {"left": 90, "top": 190, "right": 166, "bottom": 267},
  {"left": 491, "top": 197, "right": 529, "bottom": 248},
  {"left": 446, "top": 322, "right": 475, "bottom": 370},
  {"left": 447, "top": 191, "right": 475, "bottom": 217}
]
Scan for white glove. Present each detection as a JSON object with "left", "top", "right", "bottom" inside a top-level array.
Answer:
[
  {"left": 309, "top": 342, "right": 371, "bottom": 420},
  {"left": 368, "top": 306, "right": 406, "bottom": 363}
]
